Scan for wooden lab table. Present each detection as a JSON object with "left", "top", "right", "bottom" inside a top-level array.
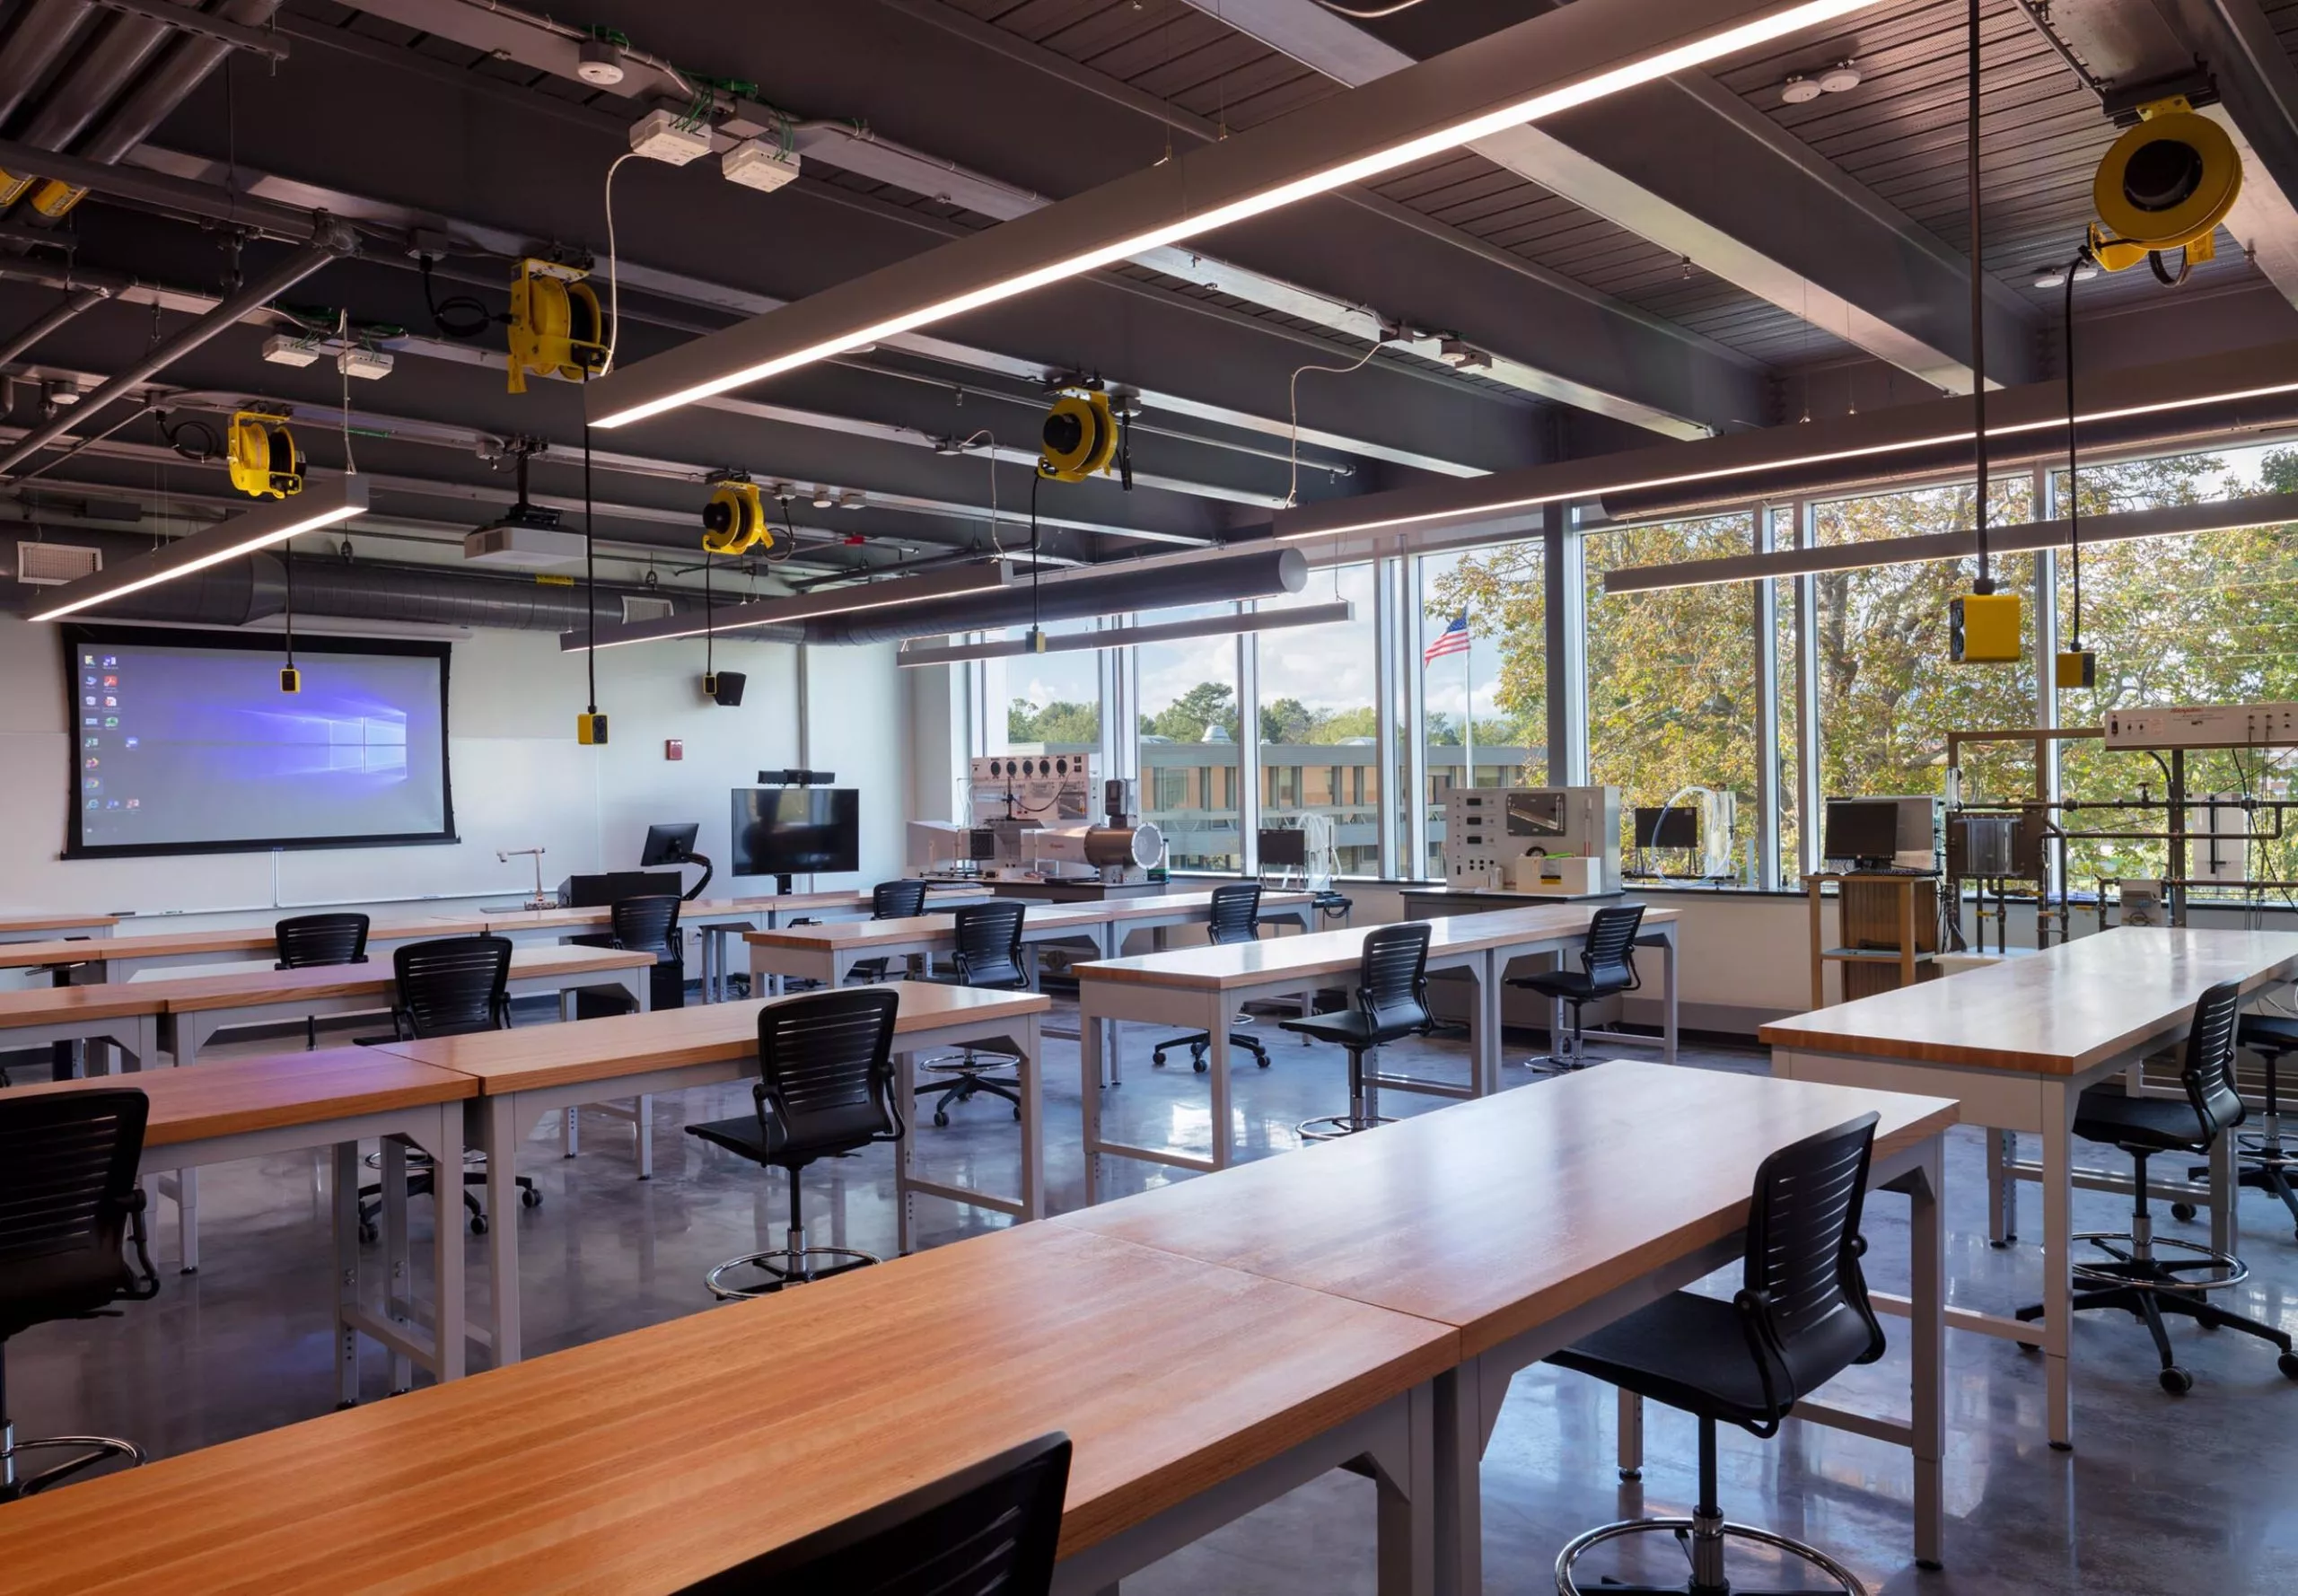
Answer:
[
  {"left": 4, "top": 1049, "right": 476, "bottom": 1397},
  {"left": 687, "top": 882, "right": 998, "bottom": 1001},
  {"left": 0, "top": 981, "right": 163, "bottom": 1073},
  {"left": 0, "top": 909, "right": 118, "bottom": 942},
  {"left": 370, "top": 982, "right": 1051, "bottom": 1366},
  {"left": 0, "top": 1222, "right": 1454, "bottom": 1596},
  {"left": 0, "top": 916, "right": 505, "bottom": 982},
  {"left": 1072, "top": 903, "right": 1679, "bottom": 1196},
  {"left": 1059, "top": 1060, "right": 1956, "bottom": 1594},
  {"left": 1761, "top": 925, "right": 2298, "bottom": 1451}
]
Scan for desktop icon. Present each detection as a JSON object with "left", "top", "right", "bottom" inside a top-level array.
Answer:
[
  {"left": 82, "top": 653, "right": 94, "bottom": 666},
  {"left": 101, "top": 675, "right": 117, "bottom": 688},
  {"left": 83, "top": 674, "right": 96, "bottom": 688},
  {"left": 123, "top": 736, "right": 138, "bottom": 750},
  {"left": 83, "top": 736, "right": 99, "bottom": 750},
  {"left": 102, "top": 716, "right": 118, "bottom": 728},
  {"left": 83, "top": 776, "right": 101, "bottom": 793},
  {"left": 83, "top": 757, "right": 98, "bottom": 769},
  {"left": 124, "top": 798, "right": 140, "bottom": 810},
  {"left": 83, "top": 715, "right": 99, "bottom": 728},
  {"left": 104, "top": 799, "right": 120, "bottom": 810},
  {"left": 83, "top": 695, "right": 95, "bottom": 706},
  {"left": 85, "top": 798, "right": 100, "bottom": 810},
  {"left": 102, "top": 696, "right": 116, "bottom": 708},
  {"left": 101, "top": 655, "right": 117, "bottom": 668}
]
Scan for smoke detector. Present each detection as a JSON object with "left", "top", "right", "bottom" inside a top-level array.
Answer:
[
  {"left": 836, "top": 490, "right": 865, "bottom": 510},
  {"left": 1780, "top": 75, "right": 1821, "bottom": 104},
  {"left": 811, "top": 487, "right": 836, "bottom": 508},
  {"left": 1816, "top": 60, "right": 1862, "bottom": 93},
  {"left": 577, "top": 37, "right": 626, "bottom": 86}
]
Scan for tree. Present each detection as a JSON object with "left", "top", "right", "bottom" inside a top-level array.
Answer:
[
  {"left": 1259, "top": 696, "right": 1319, "bottom": 745},
  {"left": 1143, "top": 680, "right": 1238, "bottom": 741},
  {"left": 1007, "top": 697, "right": 1100, "bottom": 745},
  {"left": 1424, "top": 541, "right": 1548, "bottom": 784}
]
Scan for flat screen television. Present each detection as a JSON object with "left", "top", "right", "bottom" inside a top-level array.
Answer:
[
  {"left": 1822, "top": 798, "right": 1904, "bottom": 864},
  {"left": 732, "top": 787, "right": 860, "bottom": 877},
  {"left": 61, "top": 624, "right": 454, "bottom": 858},
  {"left": 1634, "top": 805, "right": 1699, "bottom": 849}
]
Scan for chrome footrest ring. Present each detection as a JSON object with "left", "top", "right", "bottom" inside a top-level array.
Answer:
[
  {"left": 2070, "top": 1231, "right": 2250, "bottom": 1293},
  {"left": 703, "top": 1245, "right": 880, "bottom": 1300},
  {"left": 1296, "top": 1113, "right": 1393, "bottom": 1144},
  {"left": 1555, "top": 1514, "right": 1864, "bottom": 1596}
]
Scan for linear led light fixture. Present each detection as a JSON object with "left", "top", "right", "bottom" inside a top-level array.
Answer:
[
  {"left": 29, "top": 476, "right": 370, "bottom": 623},
  {"left": 560, "top": 562, "right": 1013, "bottom": 651},
  {"left": 1269, "top": 340, "right": 2298, "bottom": 547},
  {"left": 896, "top": 601, "right": 1356, "bottom": 668},
  {"left": 585, "top": 0, "right": 1886, "bottom": 430},
  {"left": 1602, "top": 491, "right": 2298, "bottom": 593}
]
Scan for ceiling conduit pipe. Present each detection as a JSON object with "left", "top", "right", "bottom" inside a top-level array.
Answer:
[
  {"left": 67, "top": 1, "right": 285, "bottom": 175},
  {"left": 0, "top": 283, "right": 110, "bottom": 365},
  {"left": 0, "top": 218, "right": 355, "bottom": 478},
  {"left": 806, "top": 545, "right": 1306, "bottom": 645},
  {"left": 3, "top": 5, "right": 178, "bottom": 165},
  {"left": 0, "top": 0, "right": 102, "bottom": 128}
]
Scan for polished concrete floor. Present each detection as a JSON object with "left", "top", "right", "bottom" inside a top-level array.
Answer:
[{"left": 9, "top": 991, "right": 2298, "bottom": 1593}]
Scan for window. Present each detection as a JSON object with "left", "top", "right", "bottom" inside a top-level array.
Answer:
[
  {"left": 2054, "top": 443, "right": 2298, "bottom": 893},
  {"left": 1257, "top": 566, "right": 1381, "bottom": 874},
  {"left": 1136, "top": 602, "right": 1243, "bottom": 873},
  {"left": 1582, "top": 513, "right": 1759, "bottom": 881},
  {"left": 1813, "top": 479, "right": 2038, "bottom": 818},
  {"left": 1417, "top": 543, "right": 1545, "bottom": 879},
  {"left": 987, "top": 618, "right": 1101, "bottom": 758}
]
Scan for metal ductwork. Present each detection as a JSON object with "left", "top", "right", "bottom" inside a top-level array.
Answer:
[
  {"left": 67, "top": 2, "right": 284, "bottom": 175},
  {"left": 805, "top": 545, "right": 1306, "bottom": 645},
  {"left": 0, "top": 0, "right": 101, "bottom": 130},
  {"left": 7, "top": 7, "right": 175, "bottom": 159}
]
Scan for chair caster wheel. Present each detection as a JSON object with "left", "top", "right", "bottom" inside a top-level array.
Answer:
[
  {"left": 358, "top": 1223, "right": 378, "bottom": 1244},
  {"left": 2279, "top": 1352, "right": 2298, "bottom": 1381},
  {"left": 934, "top": 1110, "right": 950, "bottom": 1127},
  {"left": 1193, "top": 1059, "right": 1207, "bottom": 1074},
  {"left": 521, "top": 1188, "right": 542, "bottom": 1208},
  {"left": 1256, "top": 1057, "right": 1270, "bottom": 1069},
  {"left": 2171, "top": 1202, "right": 2197, "bottom": 1222},
  {"left": 470, "top": 1215, "right": 489, "bottom": 1236},
  {"left": 1152, "top": 1052, "right": 1170, "bottom": 1068},
  {"left": 2159, "top": 1365, "right": 2194, "bottom": 1395}
]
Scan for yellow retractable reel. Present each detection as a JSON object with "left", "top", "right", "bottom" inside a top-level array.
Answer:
[
  {"left": 506, "top": 259, "right": 609, "bottom": 393},
  {"left": 700, "top": 480, "right": 773, "bottom": 557},
  {"left": 2088, "top": 98, "right": 2242, "bottom": 285},
  {"left": 1037, "top": 390, "right": 1118, "bottom": 482},
  {"left": 226, "top": 411, "right": 304, "bottom": 499}
]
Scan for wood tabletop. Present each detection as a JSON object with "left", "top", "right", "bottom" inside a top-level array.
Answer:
[
  {"left": 368, "top": 981, "right": 1051, "bottom": 1092},
  {"left": 0, "top": 1222, "right": 1455, "bottom": 1594},
  {"left": 0, "top": 1048, "right": 474, "bottom": 1144},
  {"left": 1073, "top": 901, "right": 1679, "bottom": 990},
  {"left": 1056, "top": 1059, "right": 1956, "bottom": 1359},
  {"left": 0, "top": 978, "right": 168, "bottom": 1024},
  {"left": 742, "top": 889, "right": 1314, "bottom": 951},
  {"left": 140, "top": 944, "right": 656, "bottom": 1015},
  {"left": 0, "top": 916, "right": 580, "bottom": 970},
  {"left": 0, "top": 911, "right": 119, "bottom": 935},
  {"left": 1759, "top": 926, "right": 2298, "bottom": 1074}
]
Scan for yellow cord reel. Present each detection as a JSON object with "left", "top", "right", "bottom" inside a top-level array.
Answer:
[
  {"left": 225, "top": 412, "right": 303, "bottom": 500},
  {"left": 1037, "top": 390, "right": 1118, "bottom": 482},
  {"left": 2088, "top": 98, "right": 2242, "bottom": 285},
  {"left": 700, "top": 480, "right": 773, "bottom": 556},
  {"left": 506, "top": 259, "right": 608, "bottom": 393}
]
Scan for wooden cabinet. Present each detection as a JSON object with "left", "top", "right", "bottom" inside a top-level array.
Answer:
[{"left": 1806, "top": 873, "right": 1939, "bottom": 1008}]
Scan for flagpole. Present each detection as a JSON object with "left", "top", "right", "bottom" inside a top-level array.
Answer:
[{"left": 1461, "top": 626, "right": 1474, "bottom": 789}]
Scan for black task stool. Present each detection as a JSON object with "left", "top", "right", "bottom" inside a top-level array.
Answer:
[
  {"left": 2181, "top": 1012, "right": 2298, "bottom": 1240},
  {"left": 1153, "top": 882, "right": 1271, "bottom": 1073},
  {"left": 848, "top": 878, "right": 930, "bottom": 985},
  {"left": 355, "top": 936, "right": 540, "bottom": 1241},
  {"left": 1280, "top": 921, "right": 1432, "bottom": 1143},
  {"left": 674, "top": 1432, "right": 1069, "bottom": 1594},
  {"left": 1512, "top": 902, "right": 1645, "bottom": 1074},
  {"left": 2015, "top": 979, "right": 2298, "bottom": 1394},
  {"left": 275, "top": 912, "right": 371, "bottom": 1049},
  {"left": 915, "top": 900, "right": 1030, "bottom": 1127},
  {"left": 570, "top": 893, "right": 685, "bottom": 1018},
  {"left": 1548, "top": 1112, "right": 1886, "bottom": 1596},
  {"left": 686, "top": 987, "right": 903, "bottom": 1298},
  {"left": 0, "top": 1088, "right": 161, "bottom": 1502}
]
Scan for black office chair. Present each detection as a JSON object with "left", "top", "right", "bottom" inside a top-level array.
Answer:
[
  {"left": 685, "top": 987, "right": 904, "bottom": 1298},
  {"left": 1153, "top": 883, "right": 1272, "bottom": 1074},
  {"left": 1511, "top": 903, "right": 1645, "bottom": 1074},
  {"left": 2180, "top": 1011, "right": 2298, "bottom": 1241},
  {"left": 2015, "top": 979, "right": 2298, "bottom": 1394},
  {"left": 275, "top": 912, "right": 371, "bottom": 1048},
  {"left": 674, "top": 1432, "right": 1069, "bottom": 1594},
  {"left": 848, "top": 878, "right": 932, "bottom": 986},
  {"left": 356, "top": 936, "right": 539, "bottom": 1241},
  {"left": 571, "top": 893, "right": 686, "bottom": 1018},
  {"left": 1279, "top": 921, "right": 1433, "bottom": 1143},
  {"left": 1547, "top": 1113, "right": 1885, "bottom": 1596},
  {"left": 0, "top": 1087, "right": 160, "bottom": 1502},
  {"left": 916, "top": 900, "right": 1030, "bottom": 1127}
]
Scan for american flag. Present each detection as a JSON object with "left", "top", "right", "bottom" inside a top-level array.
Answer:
[{"left": 1423, "top": 612, "right": 1470, "bottom": 665}]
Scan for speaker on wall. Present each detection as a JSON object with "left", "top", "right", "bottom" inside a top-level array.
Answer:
[{"left": 703, "top": 671, "right": 747, "bottom": 706}]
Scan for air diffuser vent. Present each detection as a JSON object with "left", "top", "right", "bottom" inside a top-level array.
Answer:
[{"left": 15, "top": 541, "right": 101, "bottom": 586}]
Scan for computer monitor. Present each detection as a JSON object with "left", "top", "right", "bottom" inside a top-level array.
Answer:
[
  {"left": 1258, "top": 827, "right": 1309, "bottom": 868},
  {"left": 1633, "top": 806, "right": 1699, "bottom": 849},
  {"left": 732, "top": 787, "right": 861, "bottom": 877},
  {"left": 1822, "top": 798, "right": 1903, "bottom": 865},
  {"left": 640, "top": 822, "right": 699, "bottom": 866}
]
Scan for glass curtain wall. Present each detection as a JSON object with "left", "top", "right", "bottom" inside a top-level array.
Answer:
[
  {"left": 1256, "top": 565, "right": 1381, "bottom": 874},
  {"left": 1136, "top": 601, "right": 1244, "bottom": 873},
  {"left": 1417, "top": 542, "right": 1545, "bottom": 878},
  {"left": 987, "top": 618, "right": 1103, "bottom": 758}
]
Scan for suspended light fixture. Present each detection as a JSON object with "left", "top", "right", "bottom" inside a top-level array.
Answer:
[
  {"left": 563, "top": 563, "right": 1014, "bottom": 651},
  {"left": 896, "top": 601, "right": 1356, "bottom": 668},
  {"left": 585, "top": 0, "right": 1891, "bottom": 430},
  {"left": 29, "top": 476, "right": 370, "bottom": 623}
]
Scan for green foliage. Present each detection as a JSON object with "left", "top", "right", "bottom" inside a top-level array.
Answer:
[
  {"left": 1142, "top": 680, "right": 1238, "bottom": 741},
  {"left": 1006, "top": 697, "right": 1100, "bottom": 745},
  {"left": 1424, "top": 542, "right": 1547, "bottom": 784}
]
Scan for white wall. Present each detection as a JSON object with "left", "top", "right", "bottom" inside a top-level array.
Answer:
[{"left": 0, "top": 618, "right": 907, "bottom": 926}]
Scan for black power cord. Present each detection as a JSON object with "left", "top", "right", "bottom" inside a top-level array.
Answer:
[
  {"left": 418, "top": 254, "right": 495, "bottom": 341},
  {"left": 1967, "top": 0, "right": 1992, "bottom": 593},
  {"left": 2063, "top": 251, "right": 2084, "bottom": 653}
]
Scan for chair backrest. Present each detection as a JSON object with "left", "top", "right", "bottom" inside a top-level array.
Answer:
[
  {"left": 1207, "top": 881, "right": 1262, "bottom": 946},
  {"left": 1733, "top": 1111, "right": 1885, "bottom": 1431},
  {"left": 275, "top": 912, "right": 370, "bottom": 969},
  {"left": 392, "top": 935, "right": 514, "bottom": 1039},
  {"left": 2177, "top": 979, "right": 2248, "bottom": 1140},
  {"left": 754, "top": 987, "right": 904, "bottom": 1158},
  {"left": 1579, "top": 903, "right": 1645, "bottom": 991},
  {"left": 610, "top": 893, "right": 682, "bottom": 959},
  {"left": 675, "top": 1432, "right": 1069, "bottom": 1595},
  {"left": 1356, "top": 921, "right": 1434, "bottom": 1040},
  {"left": 951, "top": 900, "right": 1029, "bottom": 989},
  {"left": 0, "top": 1087, "right": 159, "bottom": 1338},
  {"left": 873, "top": 879, "right": 930, "bottom": 920}
]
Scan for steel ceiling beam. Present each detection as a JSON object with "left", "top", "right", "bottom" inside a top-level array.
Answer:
[
  {"left": 2151, "top": 0, "right": 2298, "bottom": 311},
  {"left": 1179, "top": 0, "right": 2039, "bottom": 390}
]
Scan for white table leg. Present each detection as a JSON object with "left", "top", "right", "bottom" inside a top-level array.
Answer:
[
  {"left": 333, "top": 1142, "right": 361, "bottom": 1407},
  {"left": 1374, "top": 1384, "right": 1437, "bottom": 1596},
  {"left": 1986, "top": 1127, "right": 2013, "bottom": 1246},
  {"left": 1433, "top": 1364, "right": 1483, "bottom": 1596},
  {"left": 176, "top": 1165, "right": 200, "bottom": 1274},
  {"left": 483, "top": 1094, "right": 524, "bottom": 1366},
  {"left": 1910, "top": 1136, "right": 1946, "bottom": 1569},
  {"left": 2042, "top": 1080, "right": 2075, "bottom": 1450},
  {"left": 429, "top": 1100, "right": 467, "bottom": 1381},
  {"left": 635, "top": 1093, "right": 653, "bottom": 1179},
  {"left": 1081, "top": 996, "right": 1105, "bottom": 1206},
  {"left": 1660, "top": 930, "right": 1679, "bottom": 1066},
  {"left": 1019, "top": 1013, "right": 1044, "bottom": 1222},
  {"left": 1207, "top": 1019, "right": 1233, "bottom": 1171},
  {"left": 1470, "top": 951, "right": 1500, "bottom": 1097},
  {"left": 382, "top": 1136, "right": 411, "bottom": 1394},
  {"left": 2209, "top": 1109, "right": 2236, "bottom": 1260},
  {"left": 897, "top": 1048, "right": 917, "bottom": 1255}
]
